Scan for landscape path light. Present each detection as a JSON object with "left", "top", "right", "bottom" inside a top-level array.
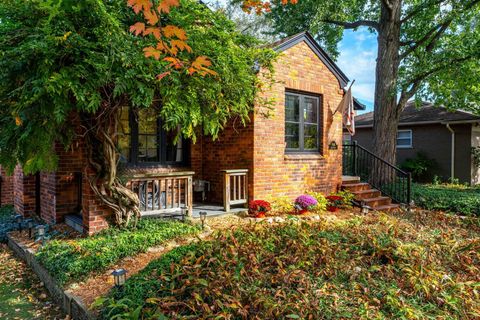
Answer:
[
  {"left": 14, "top": 214, "right": 23, "bottom": 231},
  {"left": 199, "top": 211, "right": 207, "bottom": 230},
  {"left": 111, "top": 268, "right": 127, "bottom": 290}
]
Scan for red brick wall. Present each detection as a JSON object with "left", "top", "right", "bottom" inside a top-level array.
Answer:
[
  {"left": 13, "top": 166, "right": 37, "bottom": 217},
  {"left": 0, "top": 166, "right": 14, "bottom": 206},
  {"left": 192, "top": 120, "right": 254, "bottom": 204},
  {"left": 252, "top": 41, "right": 344, "bottom": 200}
]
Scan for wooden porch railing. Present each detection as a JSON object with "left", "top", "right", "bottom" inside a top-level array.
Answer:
[
  {"left": 127, "top": 171, "right": 193, "bottom": 218},
  {"left": 222, "top": 169, "right": 248, "bottom": 212}
]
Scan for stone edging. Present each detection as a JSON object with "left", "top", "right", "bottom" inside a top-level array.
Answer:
[{"left": 7, "top": 233, "right": 95, "bottom": 320}]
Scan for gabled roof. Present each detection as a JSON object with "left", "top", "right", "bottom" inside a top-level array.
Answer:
[
  {"left": 356, "top": 101, "right": 480, "bottom": 127},
  {"left": 353, "top": 98, "right": 366, "bottom": 111},
  {"left": 270, "top": 32, "right": 350, "bottom": 88}
]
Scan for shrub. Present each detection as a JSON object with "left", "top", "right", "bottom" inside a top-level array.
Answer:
[
  {"left": 330, "top": 190, "right": 355, "bottom": 208},
  {"left": 305, "top": 191, "right": 327, "bottom": 212},
  {"left": 266, "top": 196, "right": 294, "bottom": 215},
  {"left": 35, "top": 219, "right": 199, "bottom": 285},
  {"left": 400, "top": 152, "right": 438, "bottom": 182},
  {"left": 294, "top": 195, "right": 318, "bottom": 210},
  {"left": 412, "top": 183, "right": 480, "bottom": 216}
]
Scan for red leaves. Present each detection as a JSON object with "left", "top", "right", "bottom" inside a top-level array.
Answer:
[
  {"left": 242, "top": 0, "right": 297, "bottom": 14},
  {"left": 127, "top": 0, "right": 217, "bottom": 80}
]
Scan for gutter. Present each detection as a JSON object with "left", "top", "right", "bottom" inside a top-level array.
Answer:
[
  {"left": 446, "top": 124, "right": 455, "bottom": 180},
  {"left": 356, "top": 119, "right": 480, "bottom": 129}
]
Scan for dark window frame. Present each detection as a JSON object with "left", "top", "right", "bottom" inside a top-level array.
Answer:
[
  {"left": 285, "top": 90, "right": 323, "bottom": 154},
  {"left": 123, "top": 109, "right": 189, "bottom": 167}
]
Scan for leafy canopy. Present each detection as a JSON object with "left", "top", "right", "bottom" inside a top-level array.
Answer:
[
  {"left": 240, "top": 0, "right": 480, "bottom": 112},
  {"left": 0, "top": 0, "right": 275, "bottom": 174}
]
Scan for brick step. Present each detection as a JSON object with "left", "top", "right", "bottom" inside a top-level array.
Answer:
[
  {"left": 352, "top": 189, "right": 382, "bottom": 200},
  {"left": 372, "top": 204, "right": 401, "bottom": 212},
  {"left": 342, "top": 182, "right": 371, "bottom": 192},
  {"left": 362, "top": 196, "right": 391, "bottom": 208}
]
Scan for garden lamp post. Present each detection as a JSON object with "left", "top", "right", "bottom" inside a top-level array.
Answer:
[
  {"left": 361, "top": 205, "right": 370, "bottom": 215},
  {"left": 14, "top": 214, "right": 23, "bottom": 231},
  {"left": 35, "top": 225, "right": 46, "bottom": 245},
  {"left": 25, "top": 219, "right": 34, "bottom": 238},
  {"left": 199, "top": 211, "right": 207, "bottom": 230},
  {"left": 112, "top": 268, "right": 127, "bottom": 290}
]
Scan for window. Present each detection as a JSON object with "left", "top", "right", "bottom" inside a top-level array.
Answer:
[
  {"left": 285, "top": 92, "right": 321, "bottom": 152},
  {"left": 118, "top": 107, "right": 187, "bottom": 165},
  {"left": 397, "top": 130, "right": 412, "bottom": 148}
]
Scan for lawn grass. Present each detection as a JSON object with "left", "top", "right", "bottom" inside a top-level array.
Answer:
[
  {"left": 99, "top": 211, "right": 480, "bottom": 319},
  {"left": 0, "top": 244, "right": 64, "bottom": 319},
  {"left": 36, "top": 218, "right": 199, "bottom": 285},
  {"left": 412, "top": 183, "right": 480, "bottom": 216}
]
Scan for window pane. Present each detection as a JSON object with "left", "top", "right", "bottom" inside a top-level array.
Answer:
[
  {"left": 397, "top": 138, "right": 411, "bottom": 146},
  {"left": 285, "top": 95, "right": 300, "bottom": 121},
  {"left": 285, "top": 122, "right": 299, "bottom": 149},
  {"left": 304, "top": 97, "right": 318, "bottom": 124},
  {"left": 165, "top": 128, "right": 183, "bottom": 162},
  {"left": 397, "top": 131, "right": 411, "bottom": 139},
  {"left": 118, "top": 107, "right": 131, "bottom": 162},
  {"left": 137, "top": 109, "right": 157, "bottom": 134},
  {"left": 304, "top": 124, "right": 318, "bottom": 149},
  {"left": 119, "top": 107, "right": 130, "bottom": 134},
  {"left": 118, "top": 135, "right": 130, "bottom": 163}
]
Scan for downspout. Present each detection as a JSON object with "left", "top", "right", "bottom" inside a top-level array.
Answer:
[{"left": 446, "top": 124, "right": 455, "bottom": 180}]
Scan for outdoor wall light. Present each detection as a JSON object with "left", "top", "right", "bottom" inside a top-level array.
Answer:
[
  {"left": 199, "top": 211, "right": 207, "bottom": 230},
  {"left": 112, "top": 268, "right": 127, "bottom": 289},
  {"left": 25, "top": 219, "right": 34, "bottom": 238},
  {"left": 14, "top": 214, "right": 23, "bottom": 230},
  {"left": 328, "top": 141, "right": 338, "bottom": 150},
  {"left": 361, "top": 205, "right": 370, "bottom": 215}
]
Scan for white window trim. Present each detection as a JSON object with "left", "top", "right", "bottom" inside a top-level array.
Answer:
[{"left": 396, "top": 129, "right": 413, "bottom": 149}]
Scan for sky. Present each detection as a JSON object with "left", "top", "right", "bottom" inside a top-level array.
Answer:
[{"left": 336, "top": 29, "right": 377, "bottom": 113}]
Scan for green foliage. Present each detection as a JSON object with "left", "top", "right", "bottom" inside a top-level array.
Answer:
[
  {"left": 35, "top": 219, "right": 199, "bottom": 285},
  {"left": 0, "top": 0, "right": 276, "bottom": 174},
  {"left": 305, "top": 191, "right": 327, "bottom": 212},
  {"left": 472, "top": 146, "right": 480, "bottom": 168},
  {"left": 400, "top": 152, "right": 438, "bottom": 182},
  {"left": 412, "top": 183, "right": 480, "bottom": 217},
  {"left": 100, "top": 212, "right": 480, "bottom": 319},
  {"left": 265, "top": 196, "right": 295, "bottom": 214},
  {"left": 253, "top": 0, "right": 480, "bottom": 113},
  {"left": 330, "top": 190, "right": 355, "bottom": 208}
]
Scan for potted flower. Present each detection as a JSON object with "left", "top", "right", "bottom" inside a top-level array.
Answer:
[
  {"left": 248, "top": 200, "right": 272, "bottom": 218},
  {"left": 326, "top": 195, "right": 344, "bottom": 212},
  {"left": 294, "top": 195, "right": 318, "bottom": 214}
]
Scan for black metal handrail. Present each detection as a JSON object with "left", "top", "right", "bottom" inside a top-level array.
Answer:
[{"left": 343, "top": 141, "right": 412, "bottom": 205}]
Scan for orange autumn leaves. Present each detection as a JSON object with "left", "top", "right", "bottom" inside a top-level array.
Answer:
[
  {"left": 127, "top": 0, "right": 217, "bottom": 79},
  {"left": 242, "top": 0, "right": 298, "bottom": 14}
]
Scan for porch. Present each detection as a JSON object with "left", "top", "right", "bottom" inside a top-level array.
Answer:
[{"left": 126, "top": 169, "right": 249, "bottom": 219}]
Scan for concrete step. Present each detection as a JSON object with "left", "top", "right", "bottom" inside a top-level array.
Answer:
[
  {"left": 352, "top": 189, "right": 382, "bottom": 200},
  {"left": 373, "top": 204, "right": 401, "bottom": 212},
  {"left": 362, "top": 196, "right": 391, "bottom": 208},
  {"left": 341, "top": 176, "right": 360, "bottom": 184},
  {"left": 342, "top": 182, "right": 371, "bottom": 192},
  {"left": 65, "top": 214, "right": 83, "bottom": 233}
]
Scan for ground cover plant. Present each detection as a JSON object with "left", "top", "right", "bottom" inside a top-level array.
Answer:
[
  {"left": 100, "top": 211, "right": 480, "bottom": 319},
  {"left": 412, "top": 183, "right": 480, "bottom": 216},
  {"left": 36, "top": 219, "right": 199, "bottom": 285}
]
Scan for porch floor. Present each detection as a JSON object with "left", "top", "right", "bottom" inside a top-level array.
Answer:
[{"left": 192, "top": 203, "right": 247, "bottom": 218}]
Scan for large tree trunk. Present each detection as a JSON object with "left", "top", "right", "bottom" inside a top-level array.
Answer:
[{"left": 372, "top": 0, "right": 402, "bottom": 166}]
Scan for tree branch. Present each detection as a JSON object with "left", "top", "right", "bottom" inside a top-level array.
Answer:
[
  {"left": 322, "top": 19, "right": 379, "bottom": 31},
  {"left": 400, "top": 19, "right": 451, "bottom": 59},
  {"left": 399, "top": 53, "right": 479, "bottom": 106},
  {"left": 401, "top": 0, "right": 447, "bottom": 24}
]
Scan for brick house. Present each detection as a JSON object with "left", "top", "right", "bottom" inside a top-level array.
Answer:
[
  {"left": 349, "top": 102, "right": 480, "bottom": 184},
  {"left": 0, "top": 32, "right": 350, "bottom": 234}
]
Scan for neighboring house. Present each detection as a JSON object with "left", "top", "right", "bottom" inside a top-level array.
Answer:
[
  {"left": 0, "top": 32, "right": 350, "bottom": 234},
  {"left": 349, "top": 102, "right": 480, "bottom": 185}
]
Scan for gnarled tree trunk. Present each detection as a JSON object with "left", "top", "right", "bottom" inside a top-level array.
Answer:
[{"left": 81, "top": 100, "right": 140, "bottom": 228}]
